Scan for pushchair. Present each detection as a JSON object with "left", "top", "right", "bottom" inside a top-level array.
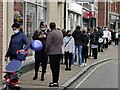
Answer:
[{"left": 2, "top": 50, "right": 28, "bottom": 90}]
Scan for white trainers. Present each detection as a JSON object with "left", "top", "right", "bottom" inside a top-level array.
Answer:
[
  {"left": 82, "top": 63, "right": 84, "bottom": 66},
  {"left": 80, "top": 64, "right": 83, "bottom": 67},
  {"left": 84, "top": 63, "right": 87, "bottom": 66}
]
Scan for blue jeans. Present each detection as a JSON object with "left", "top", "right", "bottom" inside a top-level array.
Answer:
[
  {"left": 71, "top": 47, "right": 76, "bottom": 65},
  {"left": 77, "top": 45, "right": 83, "bottom": 65},
  {"left": 72, "top": 53, "right": 75, "bottom": 65}
]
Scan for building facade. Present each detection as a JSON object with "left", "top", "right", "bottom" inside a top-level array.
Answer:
[
  {"left": 109, "top": 1, "right": 120, "bottom": 30},
  {"left": 82, "top": 2, "right": 98, "bottom": 29},
  {"left": 98, "top": 1, "right": 120, "bottom": 29},
  {"left": 75, "top": 0, "right": 98, "bottom": 29},
  {"left": 66, "top": 1, "right": 82, "bottom": 31},
  {"left": 48, "top": 1, "right": 64, "bottom": 29}
]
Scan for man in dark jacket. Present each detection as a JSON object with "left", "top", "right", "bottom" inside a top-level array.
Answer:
[
  {"left": 32, "top": 22, "right": 48, "bottom": 81},
  {"left": 46, "top": 22, "right": 63, "bottom": 87},
  {"left": 5, "top": 23, "right": 29, "bottom": 61},
  {"left": 72, "top": 26, "right": 84, "bottom": 66}
]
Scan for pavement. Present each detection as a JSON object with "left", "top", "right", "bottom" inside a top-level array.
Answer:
[{"left": 15, "top": 44, "right": 118, "bottom": 89}]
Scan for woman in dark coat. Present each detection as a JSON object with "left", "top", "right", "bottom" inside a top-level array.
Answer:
[
  {"left": 32, "top": 22, "right": 48, "bottom": 81},
  {"left": 5, "top": 23, "right": 29, "bottom": 61},
  {"left": 90, "top": 28, "right": 100, "bottom": 59}
]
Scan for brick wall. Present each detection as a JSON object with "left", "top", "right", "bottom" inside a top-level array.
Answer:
[
  {"left": 98, "top": 1, "right": 120, "bottom": 27},
  {"left": 111, "top": 2, "right": 120, "bottom": 14},
  {"left": 0, "top": 1, "right": 3, "bottom": 86},
  {"left": 98, "top": 2, "right": 105, "bottom": 27}
]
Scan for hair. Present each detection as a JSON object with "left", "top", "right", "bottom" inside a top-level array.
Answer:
[
  {"left": 94, "top": 28, "right": 98, "bottom": 32},
  {"left": 40, "top": 21, "right": 45, "bottom": 28},
  {"left": 11, "top": 23, "right": 20, "bottom": 28},
  {"left": 66, "top": 30, "right": 71, "bottom": 34},
  {"left": 76, "top": 25, "right": 81, "bottom": 29},
  {"left": 49, "top": 22, "right": 56, "bottom": 30},
  {"left": 83, "top": 30, "right": 86, "bottom": 33}
]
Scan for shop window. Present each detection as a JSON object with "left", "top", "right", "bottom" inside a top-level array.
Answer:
[
  {"left": 37, "top": 2, "right": 47, "bottom": 27},
  {"left": 27, "top": 3, "right": 36, "bottom": 56}
]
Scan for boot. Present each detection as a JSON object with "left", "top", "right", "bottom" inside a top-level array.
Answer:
[
  {"left": 33, "top": 72, "right": 38, "bottom": 80},
  {"left": 41, "top": 73, "right": 44, "bottom": 81}
]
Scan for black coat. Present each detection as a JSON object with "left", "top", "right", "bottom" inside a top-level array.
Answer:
[
  {"left": 72, "top": 29, "right": 84, "bottom": 46},
  {"left": 32, "top": 30, "right": 47, "bottom": 51},
  {"left": 32, "top": 30, "right": 48, "bottom": 60},
  {"left": 82, "top": 33, "right": 89, "bottom": 46},
  {"left": 5, "top": 32, "right": 29, "bottom": 57},
  {"left": 90, "top": 32, "right": 100, "bottom": 45}
]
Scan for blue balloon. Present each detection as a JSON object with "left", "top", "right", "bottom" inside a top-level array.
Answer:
[{"left": 30, "top": 40, "right": 43, "bottom": 51}]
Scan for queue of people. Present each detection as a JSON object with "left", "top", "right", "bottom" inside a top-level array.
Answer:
[{"left": 5, "top": 21, "right": 119, "bottom": 87}]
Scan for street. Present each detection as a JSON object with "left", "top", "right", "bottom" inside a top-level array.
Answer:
[
  {"left": 17, "top": 45, "right": 118, "bottom": 89},
  {"left": 67, "top": 58, "right": 118, "bottom": 89}
]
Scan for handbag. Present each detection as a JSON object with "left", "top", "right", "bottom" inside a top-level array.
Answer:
[{"left": 98, "top": 37, "right": 103, "bottom": 43}]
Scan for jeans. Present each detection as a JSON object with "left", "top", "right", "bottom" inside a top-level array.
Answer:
[
  {"left": 74, "top": 45, "right": 82, "bottom": 65},
  {"left": 72, "top": 53, "right": 75, "bottom": 65},
  {"left": 71, "top": 47, "right": 76, "bottom": 65}
]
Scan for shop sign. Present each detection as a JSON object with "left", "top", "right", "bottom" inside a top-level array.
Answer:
[
  {"left": 83, "top": 10, "right": 90, "bottom": 19},
  {"left": 69, "top": 2, "right": 82, "bottom": 15}
]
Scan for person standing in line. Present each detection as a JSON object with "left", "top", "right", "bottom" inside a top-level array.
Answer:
[
  {"left": 5, "top": 23, "right": 29, "bottom": 61},
  {"left": 114, "top": 31, "right": 119, "bottom": 45},
  {"left": 32, "top": 22, "right": 48, "bottom": 81},
  {"left": 111, "top": 29, "right": 115, "bottom": 44},
  {"left": 97, "top": 26, "right": 103, "bottom": 52},
  {"left": 46, "top": 22, "right": 63, "bottom": 87},
  {"left": 63, "top": 30, "right": 75, "bottom": 71},
  {"left": 90, "top": 28, "right": 100, "bottom": 59},
  {"left": 82, "top": 30, "right": 89, "bottom": 66},
  {"left": 87, "top": 27, "right": 93, "bottom": 58},
  {"left": 102, "top": 27, "right": 110, "bottom": 49},
  {"left": 72, "top": 26, "right": 84, "bottom": 67},
  {"left": 118, "top": 30, "right": 120, "bottom": 42},
  {"left": 60, "top": 29, "right": 67, "bottom": 64},
  {"left": 108, "top": 29, "right": 112, "bottom": 45}
]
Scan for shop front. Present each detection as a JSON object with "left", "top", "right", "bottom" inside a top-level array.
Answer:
[
  {"left": 83, "top": 9, "right": 91, "bottom": 28},
  {"left": 66, "top": 2, "right": 82, "bottom": 31},
  {"left": 109, "top": 14, "right": 119, "bottom": 30},
  {"left": 89, "top": 11, "right": 97, "bottom": 28},
  {"left": 2, "top": 0, "right": 48, "bottom": 76}
]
